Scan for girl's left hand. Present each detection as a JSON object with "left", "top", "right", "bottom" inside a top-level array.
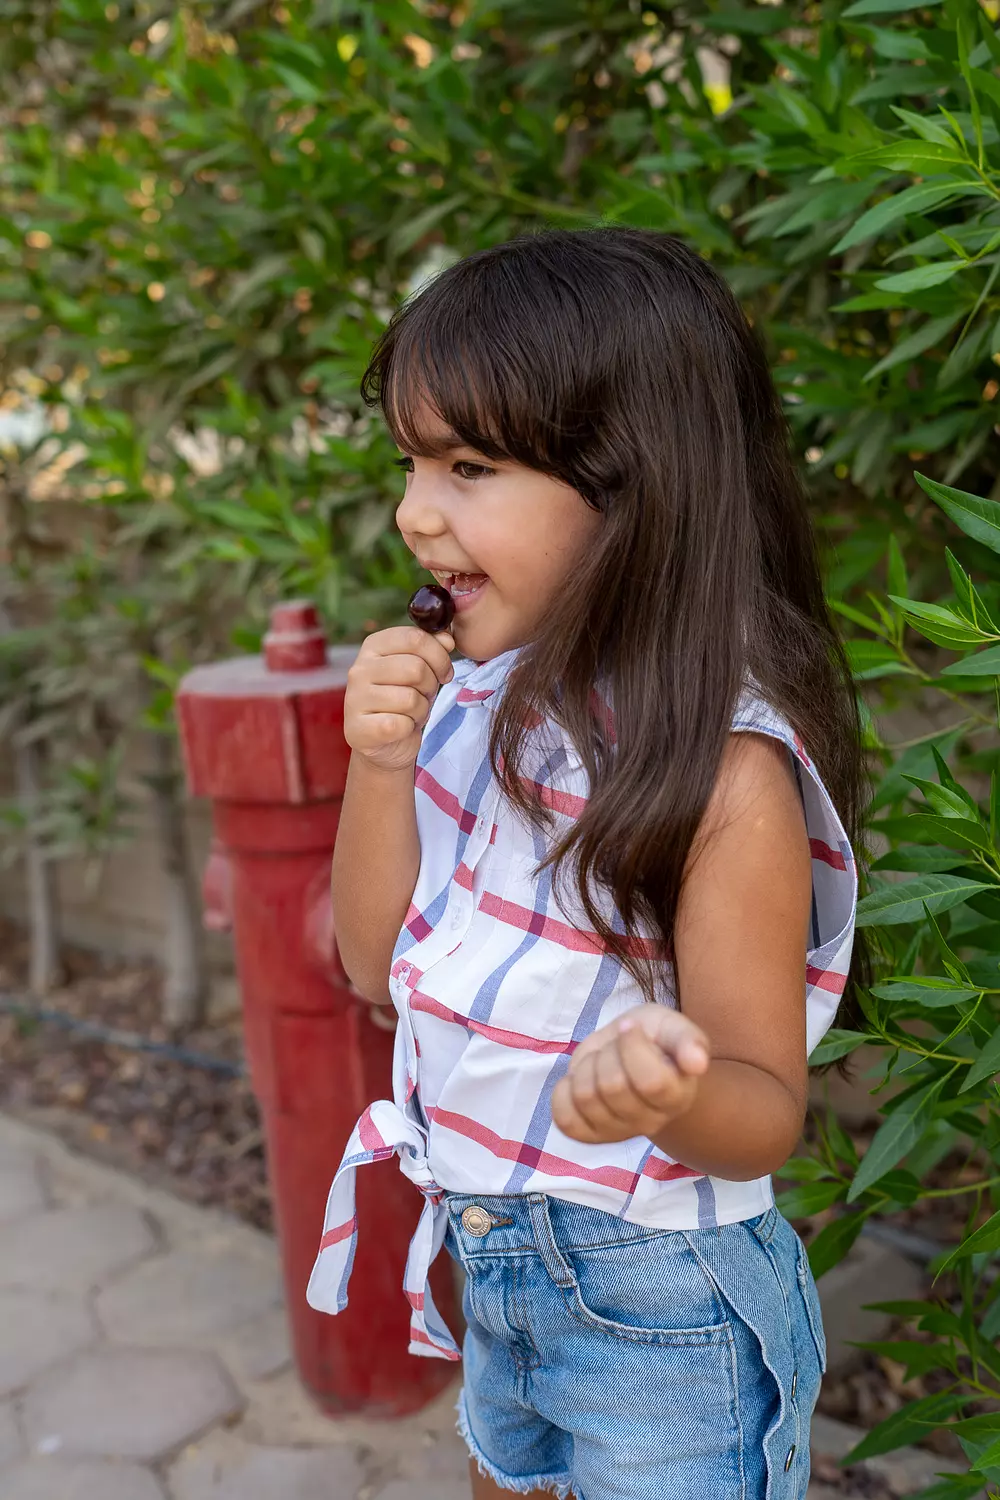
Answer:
[{"left": 551, "top": 1006, "right": 710, "bottom": 1145}]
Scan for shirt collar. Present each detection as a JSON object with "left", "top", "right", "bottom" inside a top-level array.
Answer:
[{"left": 454, "top": 646, "right": 523, "bottom": 704}]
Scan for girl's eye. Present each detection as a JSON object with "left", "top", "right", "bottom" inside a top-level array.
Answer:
[{"left": 395, "top": 456, "right": 497, "bottom": 480}]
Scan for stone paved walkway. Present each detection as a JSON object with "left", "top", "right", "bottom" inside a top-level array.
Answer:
[{"left": 0, "top": 1113, "right": 944, "bottom": 1499}]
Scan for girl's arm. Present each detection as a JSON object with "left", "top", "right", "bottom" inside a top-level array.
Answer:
[
  {"left": 332, "top": 624, "right": 455, "bottom": 1005},
  {"left": 332, "top": 754, "right": 421, "bottom": 1005},
  {"left": 552, "top": 732, "right": 814, "bottom": 1181}
]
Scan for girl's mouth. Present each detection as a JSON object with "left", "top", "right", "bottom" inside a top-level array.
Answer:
[{"left": 434, "top": 571, "right": 490, "bottom": 613}]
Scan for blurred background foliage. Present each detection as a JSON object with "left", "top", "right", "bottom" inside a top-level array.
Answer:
[
  {"left": 0, "top": 0, "right": 999, "bottom": 997},
  {"left": 2, "top": 1, "right": 1000, "bottom": 1474}
]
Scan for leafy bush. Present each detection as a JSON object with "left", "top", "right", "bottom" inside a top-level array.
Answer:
[{"left": 778, "top": 471, "right": 1000, "bottom": 1493}]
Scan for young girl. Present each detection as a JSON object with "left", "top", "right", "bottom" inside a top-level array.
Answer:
[{"left": 307, "top": 226, "right": 870, "bottom": 1500}]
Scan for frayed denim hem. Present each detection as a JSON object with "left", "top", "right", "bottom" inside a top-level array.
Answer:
[{"left": 455, "top": 1389, "right": 579, "bottom": 1499}]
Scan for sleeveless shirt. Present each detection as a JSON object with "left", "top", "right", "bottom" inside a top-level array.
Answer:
[{"left": 307, "top": 647, "right": 857, "bottom": 1359}]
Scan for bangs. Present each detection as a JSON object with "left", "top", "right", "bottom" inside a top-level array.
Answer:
[{"left": 359, "top": 241, "right": 602, "bottom": 479}]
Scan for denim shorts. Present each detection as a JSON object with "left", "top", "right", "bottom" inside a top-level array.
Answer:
[{"left": 443, "top": 1193, "right": 827, "bottom": 1500}]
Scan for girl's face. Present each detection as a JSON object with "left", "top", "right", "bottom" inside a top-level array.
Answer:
[{"left": 395, "top": 408, "right": 602, "bottom": 661}]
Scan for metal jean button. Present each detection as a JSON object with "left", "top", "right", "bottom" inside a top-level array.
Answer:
[{"left": 461, "top": 1205, "right": 493, "bottom": 1237}]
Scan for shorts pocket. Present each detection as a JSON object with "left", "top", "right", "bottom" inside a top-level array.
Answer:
[
  {"left": 795, "top": 1236, "right": 828, "bottom": 1374},
  {"left": 562, "top": 1236, "right": 732, "bottom": 1347}
]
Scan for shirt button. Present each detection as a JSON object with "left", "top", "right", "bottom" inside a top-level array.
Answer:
[
  {"left": 450, "top": 910, "right": 463, "bottom": 929},
  {"left": 784, "top": 1446, "right": 796, "bottom": 1472},
  {"left": 790, "top": 1370, "right": 797, "bottom": 1401}
]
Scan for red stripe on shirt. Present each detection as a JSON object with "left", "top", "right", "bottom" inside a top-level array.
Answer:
[
  {"left": 476, "top": 889, "right": 666, "bottom": 960},
  {"left": 414, "top": 766, "right": 477, "bottom": 834},
  {"left": 410, "top": 1326, "right": 461, "bottom": 1358},
  {"left": 807, "top": 964, "right": 847, "bottom": 995},
  {"left": 357, "top": 1108, "right": 385, "bottom": 1152},
  {"left": 319, "top": 1217, "right": 356, "bottom": 1251},
  {"left": 810, "top": 837, "right": 847, "bottom": 871},
  {"left": 520, "top": 777, "right": 588, "bottom": 819},
  {"left": 429, "top": 1106, "right": 698, "bottom": 1192},
  {"left": 409, "top": 990, "right": 577, "bottom": 1055}
]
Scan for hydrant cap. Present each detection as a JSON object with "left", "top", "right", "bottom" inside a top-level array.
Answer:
[{"left": 264, "top": 600, "right": 328, "bottom": 672}]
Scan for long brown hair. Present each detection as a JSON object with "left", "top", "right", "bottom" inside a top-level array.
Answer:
[{"left": 363, "top": 226, "right": 873, "bottom": 1031}]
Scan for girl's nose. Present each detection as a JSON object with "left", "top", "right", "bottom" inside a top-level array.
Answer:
[{"left": 395, "top": 473, "right": 447, "bottom": 538}]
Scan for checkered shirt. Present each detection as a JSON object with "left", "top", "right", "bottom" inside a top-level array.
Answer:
[{"left": 307, "top": 648, "right": 857, "bottom": 1359}]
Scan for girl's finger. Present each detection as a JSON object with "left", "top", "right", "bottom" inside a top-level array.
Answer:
[
  {"left": 568, "top": 1051, "right": 617, "bottom": 1136},
  {"left": 552, "top": 1072, "right": 601, "bottom": 1144},
  {"left": 619, "top": 1024, "right": 691, "bottom": 1113},
  {"left": 626, "top": 1006, "right": 710, "bottom": 1076},
  {"left": 593, "top": 1038, "right": 639, "bottom": 1123},
  {"left": 567, "top": 1024, "right": 612, "bottom": 1072}
]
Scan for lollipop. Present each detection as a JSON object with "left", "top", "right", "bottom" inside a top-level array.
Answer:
[{"left": 407, "top": 583, "right": 455, "bottom": 634}]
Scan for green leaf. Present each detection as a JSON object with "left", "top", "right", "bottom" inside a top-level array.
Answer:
[
  {"left": 775, "top": 1180, "right": 846, "bottom": 1218},
  {"left": 220, "top": 254, "right": 291, "bottom": 315},
  {"left": 959, "top": 1023, "right": 1000, "bottom": 1092},
  {"left": 834, "top": 184, "right": 966, "bottom": 253},
  {"left": 901, "top": 773, "right": 979, "bottom": 819},
  {"left": 970, "top": 1435, "right": 1000, "bottom": 1475},
  {"left": 845, "top": 638, "right": 913, "bottom": 681},
  {"left": 858, "top": 1339, "right": 952, "bottom": 1378},
  {"left": 875, "top": 261, "right": 966, "bottom": 293},
  {"left": 915, "top": 472, "right": 1000, "bottom": 555},
  {"left": 939, "top": 642, "right": 1000, "bottom": 678},
  {"left": 898, "top": 815, "right": 994, "bottom": 854},
  {"left": 842, "top": 0, "right": 944, "bottom": 13},
  {"left": 936, "top": 1206, "right": 1000, "bottom": 1271},
  {"left": 872, "top": 976, "right": 981, "bottom": 1007},
  {"left": 908, "top": 1473, "right": 992, "bottom": 1499},
  {"left": 808, "top": 1212, "right": 868, "bottom": 1278},
  {"left": 809, "top": 1028, "right": 869, "bottom": 1063},
  {"left": 845, "top": 1393, "right": 968, "bottom": 1462},
  {"left": 386, "top": 192, "right": 467, "bottom": 258},
  {"left": 855, "top": 143, "right": 969, "bottom": 173},
  {"left": 889, "top": 597, "right": 996, "bottom": 650},
  {"left": 885, "top": 533, "right": 908, "bottom": 600},
  {"left": 856, "top": 875, "right": 998, "bottom": 926},
  {"left": 847, "top": 1077, "right": 943, "bottom": 1201},
  {"left": 864, "top": 313, "right": 964, "bottom": 381},
  {"left": 776, "top": 1155, "right": 834, "bottom": 1183},
  {"left": 945, "top": 548, "right": 999, "bottom": 633}
]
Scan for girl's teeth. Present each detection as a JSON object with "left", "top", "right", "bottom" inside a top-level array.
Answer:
[{"left": 451, "top": 573, "right": 487, "bottom": 594}]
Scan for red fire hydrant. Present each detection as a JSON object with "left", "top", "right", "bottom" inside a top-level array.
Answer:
[{"left": 176, "top": 601, "right": 458, "bottom": 1417}]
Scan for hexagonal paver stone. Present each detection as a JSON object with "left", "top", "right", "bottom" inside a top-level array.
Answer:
[
  {"left": 0, "top": 1289, "right": 96, "bottom": 1396},
  {"left": 169, "top": 1430, "right": 365, "bottom": 1500},
  {"left": 0, "top": 1397, "right": 23, "bottom": 1468},
  {"left": 377, "top": 1484, "right": 470, "bottom": 1500},
  {"left": 96, "top": 1248, "right": 282, "bottom": 1347},
  {"left": 2, "top": 1459, "right": 166, "bottom": 1500},
  {"left": 0, "top": 1206, "right": 156, "bottom": 1294},
  {"left": 219, "top": 1308, "right": 292, "bottom": 1382},
  {"left": 0, "top": 1150, "right": 47, "bottom": 1226},
  {"left": 22, "top": 1348, "right": 242, "bottom": 1463}
]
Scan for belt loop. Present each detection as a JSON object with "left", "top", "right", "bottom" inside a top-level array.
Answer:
[
  {"left": 528, "top": 1197, "right": 575, "bottom": 1289},
  {"left": 749, "top": 1205, "right": 778, "bottom": 1245}
]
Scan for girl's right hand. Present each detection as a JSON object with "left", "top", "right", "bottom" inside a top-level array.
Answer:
[{"left": 344, "top": 625, "right": 456, "bottom": 774}]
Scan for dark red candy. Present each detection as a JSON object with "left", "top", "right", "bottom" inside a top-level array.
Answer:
[{"left": 408, "top": 583, "right": 455, "bottom": 634}]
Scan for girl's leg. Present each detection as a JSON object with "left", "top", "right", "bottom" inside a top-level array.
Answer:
[{"left": 469, "top": 1462, "right": 549, "bottom": 1499}]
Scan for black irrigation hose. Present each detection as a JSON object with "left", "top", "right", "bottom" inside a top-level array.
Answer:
[{"left": 0, "top": 991, "right": 246, "bottom": 1078}]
